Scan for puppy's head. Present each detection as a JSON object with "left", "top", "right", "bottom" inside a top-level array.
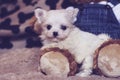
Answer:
[{"left": 34, "top": 7, "right": 79, "bottom": 42}]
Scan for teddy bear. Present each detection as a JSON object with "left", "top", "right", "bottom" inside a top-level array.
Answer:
[
  {"left": 38, "top": 40, "right": 120, "bottom": 78},
  {"left": 38, "top": 39, "right": 120, "bottom": 77}
]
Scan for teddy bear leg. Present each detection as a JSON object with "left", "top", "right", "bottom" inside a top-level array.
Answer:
[{"left": 76, "top": 55, "right": 93, "bottom": 77}]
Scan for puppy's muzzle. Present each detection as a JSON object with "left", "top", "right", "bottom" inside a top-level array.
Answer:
[{"left": 53, "top": 32, "right": 58, "bottom": 37}]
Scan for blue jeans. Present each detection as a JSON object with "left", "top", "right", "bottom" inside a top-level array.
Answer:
[{"left": 75, "top": 4, "right": 120, "bottom": 39}]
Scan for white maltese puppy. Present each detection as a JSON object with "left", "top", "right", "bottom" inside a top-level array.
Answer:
[{"left": 34, "top": 7, "right": 110, "bottom": 77}]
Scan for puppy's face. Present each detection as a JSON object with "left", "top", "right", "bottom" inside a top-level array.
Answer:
[{"left": 34, "top": 7, "right": 79, "bottom": 42}]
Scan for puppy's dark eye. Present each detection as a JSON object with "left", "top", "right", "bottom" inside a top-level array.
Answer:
[
  {"left": 47, "top": 25, "right": 52, "bottom": 30},
  {"left": 61, "top": 25, "right": 67, "bottom": 30}
]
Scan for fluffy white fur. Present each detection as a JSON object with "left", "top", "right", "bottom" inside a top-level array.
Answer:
[{"left": 34, "top": 7, "right": 110, "bottom": 77}]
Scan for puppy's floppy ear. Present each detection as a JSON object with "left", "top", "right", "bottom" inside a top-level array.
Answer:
[
  {"left": 34, "top": 8, "right": 47, "bottom": 23},
  {"left": 66, "top": 7, "right": 79, "bottom": 23}
]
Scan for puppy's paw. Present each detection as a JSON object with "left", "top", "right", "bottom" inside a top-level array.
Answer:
[
  {"left": 40, "top": 43, "right": 57, "bottom": 50},
  {"left": 40, "top": 45, "right": 51, "bottom": 51},
  {"left": 98, "top": 33, "right": 111, "bottom": 41},
  {"left": 76, "top": 69, "right": 92, "bottom": 77},
  {"left": 76, "top": 72, "right": 90, "bottom": 77}
]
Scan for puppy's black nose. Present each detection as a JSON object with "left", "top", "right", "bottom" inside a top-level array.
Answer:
[{"left": 53, "top": 32, "right": 58, "bottom": 37}]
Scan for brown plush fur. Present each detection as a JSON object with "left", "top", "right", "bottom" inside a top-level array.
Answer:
[
  {"left": 39, "top": 47, "right": 78, "bottom": 76},
  {"left": 29, "top": 16, "right": 42, "bottom": 34},
  {"left": 94, "top": 40, "right": 120, "bottom": 77}
]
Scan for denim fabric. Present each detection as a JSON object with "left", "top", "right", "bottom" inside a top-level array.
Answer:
[{"left": 75, "top": 4, "right": 120, "bottom": 39}]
